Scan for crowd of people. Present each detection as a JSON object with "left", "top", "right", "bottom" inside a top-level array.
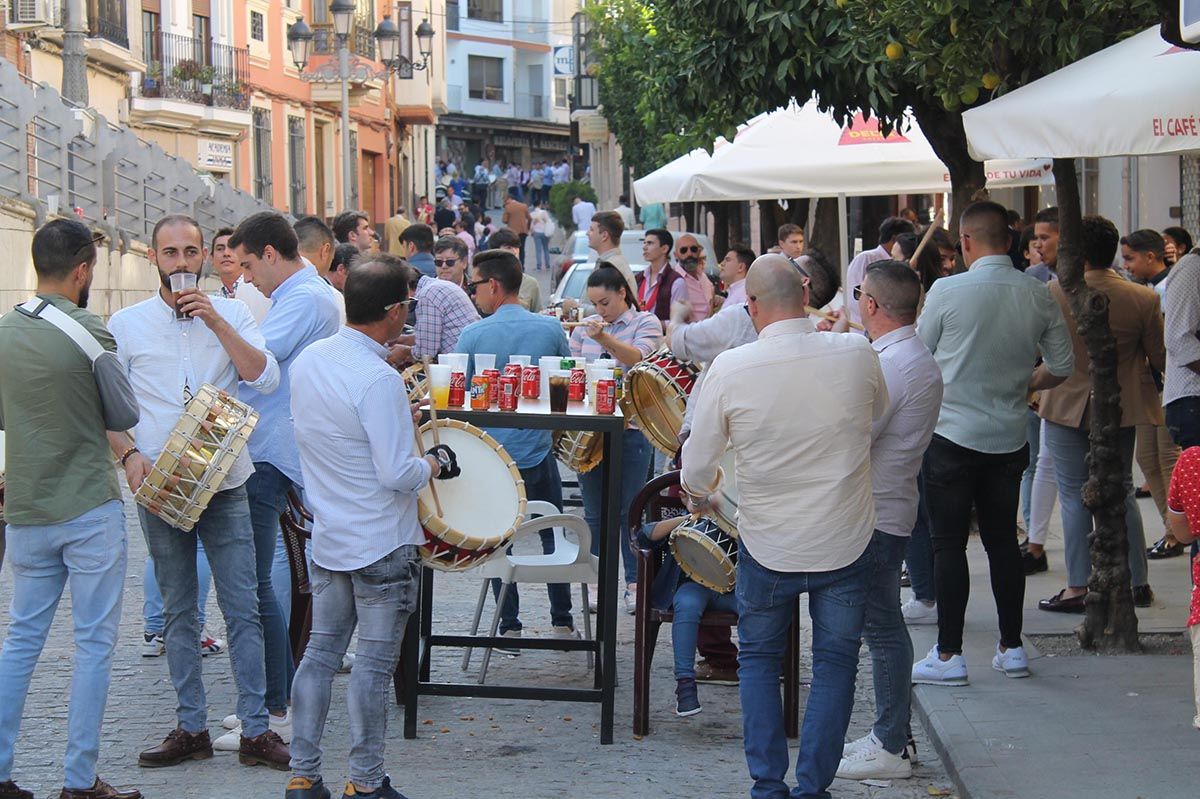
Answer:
[
  {"left": 1, "top": 189, "right": 1199, "bottom": 799},
  {"left": 435, "top": 157, "right": 574, "bottom": 210}
]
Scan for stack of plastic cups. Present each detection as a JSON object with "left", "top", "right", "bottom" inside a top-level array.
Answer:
[{"left": 539, "top": 355, "right": 560, "bottom": 401}]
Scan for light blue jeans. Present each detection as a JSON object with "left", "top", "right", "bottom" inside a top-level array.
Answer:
[
  {"left": 1043, "top": 422, "right": 1149, "bottom": 588},
  {"left": 671, "top": 581, "right": 738, "bottom": 679},
  {"left": 737, "top": 544, "right": 871, "bottom": 799},
  {"left": 863, "top": 530, "right": 914, "bottom": 754},
  {"left": 144, "top": 546, "right": 211, "bottom": 633},
  {"left": 138, "top": 485, "right": 270, "bottom": 737},
  {"left": 290, "top": 545, "right": 419, "bottom": 791},
  {"left": 532, "top": 232, "right": 550, "bottom": 270},
  {"left": 245, "top": 462, "right": 295, "bottom": 712},
  {"left": 580, "top": 428, "right": 652, "bottom": 586},
  {"left": 0, "top": 500, "right": 126, "bottom": 790},
  {"left": 1020, "top": 408, "right": 1042, "bottom": 531}
]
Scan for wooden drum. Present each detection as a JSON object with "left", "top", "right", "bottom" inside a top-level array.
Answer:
[
  {"left": 552, "top": 429, "right": 603, "bottom": 474},
  {"left": 624, "top": 348, "right": 701, "bottom": 456}
]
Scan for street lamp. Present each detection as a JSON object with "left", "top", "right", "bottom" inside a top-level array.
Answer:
[{"left": 287, "top": 4, "right": 436, "bottom": 209}]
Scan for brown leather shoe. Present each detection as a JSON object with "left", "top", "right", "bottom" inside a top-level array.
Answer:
[
  {"left": 239, "top": 730, "right": 290, "bottom": 771},
  {"left": 0, "top": 780, "right": 33, "bottom": 799},
  {"left": 138, "top": 727, "right": 213, "bottom": 768},
  {"left": 59, "top": 778, "right": 143, "bottom": 799}
]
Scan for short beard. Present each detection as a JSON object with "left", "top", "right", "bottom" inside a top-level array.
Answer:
[
  {"left": 681, "top": 257, "right": 700, "bottom": 273},
  {"left": 78, "top": 286, "right": 89, "bottom": 308}
]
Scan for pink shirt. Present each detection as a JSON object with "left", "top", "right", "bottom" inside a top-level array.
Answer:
[{"left": 670, "top": 268, "right": 715, "bottom": 321}]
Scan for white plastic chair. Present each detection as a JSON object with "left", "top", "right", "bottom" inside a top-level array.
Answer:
[{"left": 462, "top": 500, "right": 598, "bottom": 683}]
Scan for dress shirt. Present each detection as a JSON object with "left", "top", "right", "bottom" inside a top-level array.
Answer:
[
  {"left": 669, "top": 268, "right": 715, "bottom": 321},
  {"left": 454, "top": 303, "right": 570, "bottom": 469},
  {"left": 724, "top": 279, "right": 747, "bottom": 306},
  {"left": 918, "top": 254, "right": 1073, "bottom": 454},
  {"left": 671, "top": 301, "right": 758, "bottom": 437},
  {"left": 239, "top": 264, "right": 342, "bottom": 485},
  {"left": 1025, "top": 264, "right": 1054, "bottom": 284},
  {"left": 573, "top": 201, "right": 596, "bottom": 231},
  {"left": 869, "top": 326, "right": 944, "bottom": 537},
  {"left": 844, "top": 245, "right": 893, "bottom": 326},
  {"left": 411, "top": 274, "right": 481, "bottom": 361},
  {"left": 457, "top": 230, "right": 476, "bottom": 260},
  {"left": 291, "top": 327, "right": 432, "bottom": 572},
  {"left": 553, "top": 163, "right": 570, "bottom": 183},
  {"left": 569, "top": 308, "right": 663, "bottom": 362},
  {"left": 1163, "top": 252, "right": 1200, "bottom": 405},
  {"left": 216, "top": 276, "right": 272, "bottom": 325},
  {"left": 597, "top": 247, "right": 639, "bottom": 300},
  {"left": 408, "top": 251, "right": 437, "bottom": 279},
  {"left": 109, "top": 294, "right": 279, "bottom": 490},
  {"left": 682, "top": 318, "right": 887, "bottom": 572}
]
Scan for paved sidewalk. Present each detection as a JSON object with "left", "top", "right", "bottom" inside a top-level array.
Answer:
[
  {"left": 909, "top": 493, "right": 1197, "bottom": 799},
  {"left": 0, "top": 480, "right": 953, "bottom": 799}
]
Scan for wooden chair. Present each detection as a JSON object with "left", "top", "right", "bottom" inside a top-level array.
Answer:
[
  {"left": 279, "top": 489, "right": 313, "bottom": 667},
  {"left": 629, "top": 470, "right": 800, "bottom": 738}
]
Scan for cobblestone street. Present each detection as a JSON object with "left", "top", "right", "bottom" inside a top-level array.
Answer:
[{"left": 0, "top": 481, "right": 952, "bottom": 799}]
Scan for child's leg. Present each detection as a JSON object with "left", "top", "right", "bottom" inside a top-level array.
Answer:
[{"left": 672, "top": 583, "right": 711, "bottom": 680}]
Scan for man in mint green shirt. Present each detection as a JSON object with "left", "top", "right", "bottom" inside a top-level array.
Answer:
[{"left": 0, "top": 218, "right": 142, "bottom": 799}]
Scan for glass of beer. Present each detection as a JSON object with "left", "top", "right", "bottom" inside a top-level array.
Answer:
[
  {"left": 428, "top": 364, "right": 452, "bottom": 410},
  {"left": 169, "top": 271, "right": 198, "bottom": 321},
  {"left": 548, "top": 370, "right": 571, "bottom": 413}
]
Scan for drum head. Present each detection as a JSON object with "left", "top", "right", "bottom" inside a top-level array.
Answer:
[
  {"left": 670, "top": 518, "right": 737, "bottom": 594},
  {"left": 627, "top": 368, "right": 687, "bottom": 456},
  {"left": 418, "top": 419, "right": 526, "bottom": 571}
]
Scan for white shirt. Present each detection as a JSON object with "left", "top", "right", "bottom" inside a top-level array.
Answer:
[
  {"left": 669, "top": 301, "right": 758, "bottom": 437},
  {"left": 573, "top": 200, "right": 596, "bottom": 231},
  {"left": 682, "top": 318, "right": 887, "bottom": 572},
  {"left": 235, "top": 279, "right": 272, "bottom": 325},
  {"left": 869, "top": 326, "right": 943, "bottom": 537},
  {"left": 844, "top": 245, "right": 893, "bottom": 327},
  {"left": 109, "top": 294, "right": 280, "bottom": 490},
  {"left": 615, "top": 204, "right": 636, "bottom": 231},
  {"left": 291, "top": 327, "right": 433, "bottom": 572}
]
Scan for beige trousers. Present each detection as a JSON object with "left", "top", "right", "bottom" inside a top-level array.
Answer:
[{"left": 1135, "top": 422, "right": 1181, "bottom": 527}]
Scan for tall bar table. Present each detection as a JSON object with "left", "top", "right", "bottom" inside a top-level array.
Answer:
[{"left": 399, "top": 396, "right": 625, "bottom": 744}]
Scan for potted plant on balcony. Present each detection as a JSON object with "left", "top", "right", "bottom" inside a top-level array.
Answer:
[
  {"left": 172, "top": 59, "right": 205, "bottom": 83},
  {"left": 143, "top": 61, "right": 163, "bottom": 97},
  {"left": 198, "top": 65, "right": 216, "bottom": 95}
]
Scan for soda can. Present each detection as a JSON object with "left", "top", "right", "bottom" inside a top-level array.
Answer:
[
  {"left": 612, "top": 367, "right": 624, "bottom": 400},
  {"left": 470, "top": 375, "right": 489, "bottom": 410},
  {"left": 568, "top": 367, "right": 586, "bottom": 402},
  {"left": 521, "top": 365, "right": 541, "bottom": 399},
  {"left": 499, "top": 375, "right": 521, "bottom": 411},
  {"left": 448, "top": 371, "right": 466, "bottom": 407},
  {"left": 560, "top": 358, "right": 576, "bottom": 370},
  {"left": 483, "top": 369, "right": 501, "bottom": 406},
  {"left": 504, "top": 362, "right": 523, "bottom": 379},
  {"left": 596, "top": 379, "right": 617, "bottom": 414}
]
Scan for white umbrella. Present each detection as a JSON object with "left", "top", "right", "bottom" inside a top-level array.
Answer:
[
  {"left": 964, "top": 27, "right": 1200, "bottom": 159},
  {"left": 633, "top": 137, "right": 735, "bottom": 205}
]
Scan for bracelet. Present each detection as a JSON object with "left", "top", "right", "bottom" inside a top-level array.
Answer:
[{"left": 119, "top": 446, "right": 139, "bottom": 466}]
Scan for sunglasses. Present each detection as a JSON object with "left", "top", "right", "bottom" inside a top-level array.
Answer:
[
  {"left": 465, "top": 278, "right": 490, "bottom": 296},
  {"left": 433, "top": 258, "right": 461, "bottom": 268},
  {"left": 852, "top": 284, "right": 876, "bottom": 303},
  {"left": 677, "top": 246, "right": 701, "bottom": 254},
  {"left": 384, "top": 298, "right": 415, "bottom": 312}
]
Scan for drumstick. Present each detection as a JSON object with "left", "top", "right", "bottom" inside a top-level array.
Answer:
[
  {"left": 421, "top": 358, "right": 445, "bottom": 448},
  {"left": 805, "top": 305, "right": 865, "bottom": 332},
  {"left": 408, "top": 368, "right": 444, "bottom": 518},
  {"left": 562, "top": 320, "right": 609, "bottom": 330},
  {"left": 910, "top": 208, "right": 946, "bottom": 266}
]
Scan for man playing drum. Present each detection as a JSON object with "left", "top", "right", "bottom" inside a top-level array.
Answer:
[
  {"left": 287, "top": 254, "right": 459, "bottom": 799},
  {"left": 105, "top": 214, "right": 290, "bottom": 770},
  {"left": 682, "top": 254, "right": 887, "bottom": 799}
]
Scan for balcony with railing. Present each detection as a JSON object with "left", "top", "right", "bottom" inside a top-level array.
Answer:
[
  {"left": 129, "top": 31, "right": 251, "bottom": 135},
  {"left": 77, "top": 0, "right": 143, "bottom": 71}
]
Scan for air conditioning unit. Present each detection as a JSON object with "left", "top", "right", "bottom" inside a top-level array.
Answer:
[{"left": 7, "top": 0, "right": 61, "bottom": 31}]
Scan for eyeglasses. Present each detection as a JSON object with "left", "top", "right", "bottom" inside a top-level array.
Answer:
[
  {"left": 677, "top": 246, "right": 701, "bottom": 254},
  {"left": 852, "top": 285, "right": 876, "bottom": 303},
  {"left": 433, "top": 258, "right": 461, "bottom": 268},
  {"left": 465, "top": 278, "right": 490, "bottom": 296},
  {"left": 384, "top": 298, "right": 415, "bottom": 312}
]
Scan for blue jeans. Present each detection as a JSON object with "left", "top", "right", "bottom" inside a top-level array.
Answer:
[
  {"left": 532, "top": 232, "right": 550, "bottom": 270},
  {"left": 138, "top": 485, "right": 270, "bottom": 737},
  {"left": 1020, "top": 408, "right": 1042, "bottom": 531},
  {"left": 291, "top": 546, "right": 419, "bottom": 790},
  {"left": 493, "top": 454, "right": 574, "bottom": 633},
  {"left": 0, "top": 500, "right": 126, "bottom": 790},
  {"left": 245, "top": 462, "right": 295, "bottom": 712},
  {"left": 580, "top": 428, "right": 651, "bottom": 586},
  {"left": 904, "top": 470, "right": 935, "bottom": 603},
  {"left": 144, "top": 545, "right": 211, "bottom": 633},
  {"left": 1043, "top": 422, "right": 1148, "bottom": 588},
  {"left": 864, "top": 531, "right": 913, "bottom": 754},
  {"left": 737, "top": 543, "right": 871, "bottom": 799},
  {"left": 671, "top": 582, "right": 738, "bottom": 679}
]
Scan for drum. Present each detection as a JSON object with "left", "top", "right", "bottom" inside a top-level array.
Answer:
[
  {"left": 670, "top": 516, "right": 738, "bottom": 594},
  {"left": 418, "top": 418, "right": 527, "bottom": 571},
  {"left": 624, "top": 348, "right": 701, "bottom": 456},
  {"left": 552, "top": 429, "right": 603, "bottom": 474},
  {"left": 401, "top": 363, "right": 428, "bottom": 400},
  {"left": 134, "top": 384, "right": 258, "bottom": 532},
  {"left": 710, "top": 447, "right": 739, "bottom": 536}
]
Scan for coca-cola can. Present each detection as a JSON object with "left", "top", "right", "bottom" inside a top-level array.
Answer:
[
  {"left": 504, "top": 362, "right": 523, "bottom": 379},
  {"left": 483, "top": 369, "right": 501, "bottom": 406},
  {"left": 448, "top": 371, "right": 466, "bottom": 407},
  {"left": 521, "top": 365, "right": 541, "bottom": 399},
  {"left": 596, "top": 379, "right": 617, "bottom": 414},
  {"left": 568, "top": 367, "right": 586, "bottom": 402},
  {"left": 499, "top": 375, "right": 521, "bottom": 411}
]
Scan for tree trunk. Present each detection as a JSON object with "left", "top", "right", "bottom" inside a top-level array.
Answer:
[
  {"left": 1052, "top": 158, "right": 1140, "bottom": 653},
  {"left": 912, "top": 103, "right": 985, "bottom": 239}
]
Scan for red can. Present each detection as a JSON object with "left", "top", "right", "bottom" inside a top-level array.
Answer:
[
  {"left": 483, "top": 369, "right": 501, "bottom": 406},
  {"left": 595, "top": 379, "right": 616, "bottom": 414},
  {"left": 470, "top": 375, "right": 489, "bottom": 410},
  {"left": 499, "top": 375, "right": 521, "bottom": 411},
  {"left": 521, "top": 365, "right": 541, "bottom": 399},
  {"left": 568, "top": 367, "right": 586, "bottom": 402},
  {"left": 448, "top": 371, "right": 466, "bottom": 407},
  {"left": 504, "top": 362, "right": 523, "bottom": 379}
]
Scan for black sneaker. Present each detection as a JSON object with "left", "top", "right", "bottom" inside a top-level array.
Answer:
[
  {"left": 1133, "top": 584, "right": 1154, "bottom": 608},
  {"left": 342, "top": 776, "right": 406, "bottom": 798},
  {"left": 675, "top": 677, "right": 701, "bottom": 717},
  {"left": 1022, "top": 550, "right": 1048, "bottom": 575},
  {"left": 286, "top": 777, "right": 331, "bottom": 799}
]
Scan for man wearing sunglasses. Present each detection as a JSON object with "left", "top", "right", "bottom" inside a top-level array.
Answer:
[
  {"left": 668, "top": 234, "right": 715, "bottom": 322},
  {"left": 845, "top": 217, "right": 915, "bottom": 329},
  {"left": 433, "top": 236, "right": 470, "bottom": 293}
]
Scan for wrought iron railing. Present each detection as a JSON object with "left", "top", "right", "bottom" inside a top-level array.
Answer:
[
  {"left": 140, "top": 31, "right": 250, "bottom": 111},
  {"left": 89, "top": 0, "right": 130, "bottom": 49},
  {"left": 312, "top": 21, "right": 377, "bottom": 62}
]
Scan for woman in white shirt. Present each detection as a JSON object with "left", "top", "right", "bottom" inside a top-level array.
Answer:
[{"left": 530, "top": 201, "right": 552, "bottom": 272}]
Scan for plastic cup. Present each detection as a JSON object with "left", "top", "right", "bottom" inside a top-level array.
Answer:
[
  {"left": 539, "top": 356, "right": 560, "bottom": 398},
  {"left": 508, "top": 354, "right": 531, "bottom": 369},
  {"left": 439, "top": 353, "right": 468, "bottom": 374},
  {"left": 169, "top": 271, "right": 198, "bottom": 320},
  {"left": 474, "top": 353, "right": 496, "bottom": 375},
  {"left": 548, "top": 370, "right": 571, "bottom": 412},
  {"left": 428, "top": 364, "right": 452, "bottom": 410}
]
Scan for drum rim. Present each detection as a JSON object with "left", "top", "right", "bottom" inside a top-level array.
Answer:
[
  {"left": 416, "top": 418, "right": 527, "bottom": 560},
  {"left": 669, "top": 516, "right": 736, "bottom": 593},
  {"left": 551, "top": 429, "right": 604, "bottom": 474},
  {"left": 624, "top": 349, "right": 699, "bottom": 456}
]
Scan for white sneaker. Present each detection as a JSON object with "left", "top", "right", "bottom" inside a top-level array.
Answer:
[
  {"left": 495, "top": 629, "right": 522, "bottom": 657},
  {"left": 842, "top": 732, "right": 874, "bottom": 758},
  {"left": 551, "top": 625, "right": 581, "bottom": 640},
  {"left": 269, "top": 709, "right": 293, "bottom": 742},
  {"left": 911, "top": 646, "right": 969, "bottom": 686},
  {"left": 339, "top": 652, "right": 355, "bottom": 673},
  {"left": 586, "top": 584, "right": 599, "bottom": 614},
  {"left": 901, "top": 597, "right": 938, "bottom": 625},
  {"left": 222, "top": 712, "right": 239, "bottom": 730},
  {"left": 214, "top": 710, "right": 293, "bottom": 749},
  {"left": 624, "top": 585, "right": 638, "bottom": 615},
  {"left": 1193, "top": 713, "right": 1200, "bottom": 730},
  {"left": 836, "top": 733, "right": 912, "bottom": 780},
  {"left": 141, "top": 632, "right": 165, "bottom": 657},
  {"left": 213, "top": 728, "right": 240, "bottom": 751},
  {"left": 991, "top": 644, "right": 1030, "bottom": 679}
]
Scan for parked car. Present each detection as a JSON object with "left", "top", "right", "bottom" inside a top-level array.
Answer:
[{"left": 550, "top": 230, "right": 719, "bottom": 306}]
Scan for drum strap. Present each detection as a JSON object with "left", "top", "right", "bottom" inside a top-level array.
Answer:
[{"left": 16, "top": 299, "right": 105, "bottom": 361}]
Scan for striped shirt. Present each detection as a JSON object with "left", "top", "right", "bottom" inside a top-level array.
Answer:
[
  {"left": 411, "top": 274, "right": 481, "bottom": 361},
  {"left": 568, "top": 308, "right": 663, "bottom": 362},
  {"left": 1164, "top": 252, "right": 1200, "bottom": 406}
]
